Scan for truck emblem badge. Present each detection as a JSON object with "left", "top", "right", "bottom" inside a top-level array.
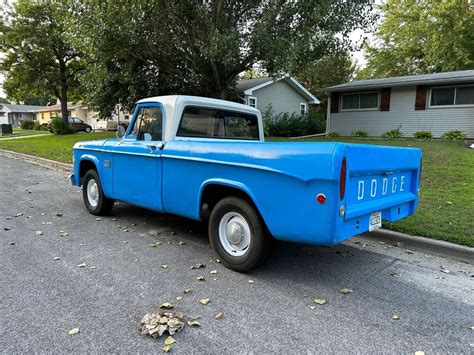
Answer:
[{"left": 104, "top": 160, "right": 111, "bottom": 168}]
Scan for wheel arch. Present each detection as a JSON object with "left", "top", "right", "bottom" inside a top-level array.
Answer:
[
  {"left": 198, "top": 180, "right": 270, "bottom": 233},
  {"left": 78, "top": 156, "right": 100, "bottom": 186}
]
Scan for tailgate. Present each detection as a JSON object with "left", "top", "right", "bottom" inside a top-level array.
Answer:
[{"left": 337, "top": 143, "right": 422, "bottom": 239}]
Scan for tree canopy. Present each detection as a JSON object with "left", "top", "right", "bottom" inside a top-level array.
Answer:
[
  {"left": 72, "top": 0, "right": 375, "bottom": 116},
  {"left": 0, "top": 0, "right": 84, "bottom": 127},
  {"left": 361, "top": 0, "right": 474, "bottom": 78}
]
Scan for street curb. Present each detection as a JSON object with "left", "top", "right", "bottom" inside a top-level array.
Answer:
[
  {"left": 361, "top": 229, "right": 473, "bottom": 264},
  {"left": 0, "top": 149, "right": 72, "bottom": 173}
]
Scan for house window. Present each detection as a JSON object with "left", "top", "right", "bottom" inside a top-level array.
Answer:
[
  {"left": 300, "top": 103, "right": 307, "bottom": 115},
  {"left": 341, "top": 92, "right": 379, "bottom": 110},
  {"left": 247, "top": 97, "right": 257, "bottom": 108},
  {"left": 430, "top": 85, "right": 474, "bottom": 107}
]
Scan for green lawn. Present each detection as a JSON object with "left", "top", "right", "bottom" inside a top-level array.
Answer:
[
  {"left": 0, "top": 128, "right": 50, "bottom": 138},
  {"left": 0, "top": 133, "right": 472, "bottom": 246},
  {"left": 269, "top": 137, "right": 474, "bottom": 247},
  {"left": 0, "top": 132, "right": 115, "bottom": 162}
]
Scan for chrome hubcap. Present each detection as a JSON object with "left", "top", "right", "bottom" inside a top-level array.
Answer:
[
  {"left": 86, "top": 179, "right": 99, "bottom": 207},
  {"left": 218, "top": 212, "right": 251, "bottom": 256}
]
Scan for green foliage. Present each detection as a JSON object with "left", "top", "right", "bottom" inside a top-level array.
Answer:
[
  {"left": 20, "top": 120, "right": 35, "bottom": 130},
  {"left": 362, "top": 0, "right": 474, "bottom": 78},
  {"left": 0, "top": 98, "right": 10, "bottom": 104},
  {"left": 442, "top": 130, "right": 467, "bottom": 141},
  {"left": 263, "top": 109, "right": 326, "bottom": 137},
  {"left": 33, "top": 121, "right": 48, "bottom": 131},
  {"left": 352, "top": 130, "right": 368, "bottom": 138},
  {"left": 70, "top": 1, "right": 375, "bottom": 116},
  {"left": 327, "top": 132, "right": 341, "bottom": 138},
  {"left": 413, "top": 131, "right": 433, "bottom": 140},
  {"left": 381, "top": 128, "right": 403, "bottom": 139},
  {"left": 51, "top": 117, "right": 75, "bottom": 135},
  {"left": 0, "top": 1, "right": 85, "bottom": 125}
]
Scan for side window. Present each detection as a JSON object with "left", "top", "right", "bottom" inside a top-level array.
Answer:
[
  {"left": 129, "top": 106, "right": 163, "bottom": 141},
  {"left": 177, "top": 106, "right": 259, "bottom": 140}
]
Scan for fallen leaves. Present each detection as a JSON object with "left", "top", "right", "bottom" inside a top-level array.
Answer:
[
  {"left": 77, "top": 263, "right": 87, "bottom": 268},
  {"left": 165, "top": 336, "right": 176, "bottom": 345},
  {"left": 183, "top": 288, "right": 192, "bottom": 294},
  {"left": 140, "top": 312, "right": 184, "bottom": 338},
  {"left": 199, "top": 298, "right": 210, "bottom": 305},
  {"left": 53, "top": 256, "right": 60, "bottom": 261},
  {"left": 339, "top": 288, "right": 353, "bottom": 295},
  {"left": 187, "top": 318, "right": 200, "bottom": 327},
  {"left": 191, "top": 263, "right": 205, "bottom": 270},
  {"left": 68, "top": 327, "right": 80, "bottom": 335},
  {"left": 248, "top": 280, "right": 255, "bottom": 284},
  {"left": 160, "top": 302, "right": 174, "bottom": 309},
  {"left": 35, "top": 230, "right": 43, "bottom": 236},
  {"left": 59, "top": 230, "right": 69, "bottom": 237},
  {"left": 161, "top": 264, "right": 168, "bottom": 269},
  {"left": 196, "top": 276, "right": 205, "bottom": 281},
  {"left": 210, "top": 270, "right": 218, "bottom": 274},
  {"left": 392, "top": 314, "right": 400, "bottom": 320},
  {"left": 162, "top": 345, "right": 171, "bottom": 353},
  {"left": 314, "top": 298, "right": 327, "bottom": 305},
  {"left": 214, "top": 312, "right": 224, "bottom": 320}
]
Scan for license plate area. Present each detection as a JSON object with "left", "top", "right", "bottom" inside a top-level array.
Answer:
[{"left": 369, "top": 211, "right": 382, "bottom": 231}]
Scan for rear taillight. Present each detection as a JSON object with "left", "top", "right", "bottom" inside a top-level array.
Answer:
[
  {"left": 419, "top": 158, "right": 423, "bottom": 185},
  {"left": 339, "top": 157, "right": 346, "bottom": 200}
]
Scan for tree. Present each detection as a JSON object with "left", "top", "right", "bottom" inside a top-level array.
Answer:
[
  {"left": 296, "top": 50, "right": 356, "bottom": 105},
  {"left": 73, "top": 0, "right": 376, "bottom": 116},
  {"left": 0, "top": 97, "right": 9, "bottom": 104},
  {"left": 0, "top": 1, "right": 85, "bottom": 130},
  {"left": 362, "top": 0, "right": 474, "bottom": 78}
]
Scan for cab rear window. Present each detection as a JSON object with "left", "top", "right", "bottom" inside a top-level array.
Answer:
[{"left": 177, "top": 106, "right": 259, "bottom": 140}]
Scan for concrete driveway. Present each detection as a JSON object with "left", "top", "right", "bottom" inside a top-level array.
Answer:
[{"left": 0, "top": 156, "right": 473, "bottom": 353}]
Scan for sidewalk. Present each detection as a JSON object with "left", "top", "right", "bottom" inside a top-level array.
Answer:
[{"left": 0, "top": 133, "right": 49, "bottom": 140}]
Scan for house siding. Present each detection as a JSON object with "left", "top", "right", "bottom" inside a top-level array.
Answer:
[
  {"left": 247, "top": 81, "right": 309, "bottom": 116},
  {"left": 329, "top": 86, "right": 474, "bottom": 138}
]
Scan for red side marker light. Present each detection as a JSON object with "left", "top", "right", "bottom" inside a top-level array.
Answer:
[{"left": 316, "top": 193, "right": 326, "bottom": 204}]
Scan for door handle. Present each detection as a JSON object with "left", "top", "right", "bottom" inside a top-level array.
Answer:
[{"left": 148, "top": 143, "right": 164, "bottom": 152}]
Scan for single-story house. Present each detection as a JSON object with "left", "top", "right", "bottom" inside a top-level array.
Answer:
[
  {"left": 324, "top": 70, "right": 474, "bottom": 138},
  {"left": 0, "top": 103, "right": 47, "bottom": 127},
  {"left": 31, "top": 102, "right": 131, "bottom": 130},
  {"left": 235, "top": 76, "right": 319, "bottom": 116}
]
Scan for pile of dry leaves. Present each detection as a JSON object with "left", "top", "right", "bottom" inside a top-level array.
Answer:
[{"left": 140, "top": 311, "right": 200, "bottom": 338}]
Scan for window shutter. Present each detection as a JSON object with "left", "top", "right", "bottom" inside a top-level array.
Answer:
[
  {"left": 380, "top": 88, "right": 391, "bottom": 111},
  {"left": 415, "top": 85, "right": 428, "bottom": 110},
  {"left": 330, "top": 92, "right": 339, "bottom": 113}
]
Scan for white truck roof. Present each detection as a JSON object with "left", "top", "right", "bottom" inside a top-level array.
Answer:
[{"left": 137, "top": 95, "right": 264, "bottom": 142}]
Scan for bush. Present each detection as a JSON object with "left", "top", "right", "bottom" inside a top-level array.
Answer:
[
  {"left": 413, "top": 131, "right": 433, "bottom": 139},
  {"left": 20, "top": 120, "right": 35, "bottom": 130},
  {"left": 327, "top": 132, "right": 341, "bottom": 138},
  {"left": 381, "top": 128, "right": 403, "bottom": 139},
  {"left": 442, "top": 130, "right": 467, "bottom": 141},
  {"left": 352, "top": 130, "right": 368, "bottom": 137},
  {"left": 263, "top": 109, "right": 326, "bottom": 137},
  {"left": 51, "top": 117, "right": 75, "bottom": 135},
  {"left": 33, "top": 121, "right": 48, "bottom": 131}
]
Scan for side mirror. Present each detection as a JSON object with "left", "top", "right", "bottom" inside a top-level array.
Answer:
[{"left": 116, "top": 125, "right": 126, "bottom": 139}]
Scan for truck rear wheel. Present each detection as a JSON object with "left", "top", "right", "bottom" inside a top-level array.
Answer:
[
  {"left": 208, "top": 197, "right": 270, "bottom": 272},
  {"left": 82, "top": 169, "right": 114, "bottom": 215}
]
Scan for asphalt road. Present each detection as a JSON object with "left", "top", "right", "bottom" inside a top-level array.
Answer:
[{"left": 1, "top": 155, "right": 473, "bottom": 353}]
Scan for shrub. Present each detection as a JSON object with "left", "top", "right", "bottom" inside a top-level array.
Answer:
[
  {"left": 263, "top": 109, "right": 326, "bottom": 137},
  {"left": 381, "top": 128, "right": 403, "bottom": 139},
  {"left": 352, "top": 130, "right": 368, "bottom": 137},
  {"left": 51, "top": 117, "right": 75, "bottom": 135},
  {"left": 327, "top": 132, "right": 341, "bottom": 138},
  {"left": 20, "top": 120, "right": 35, "bottom": 130},
  {"left": 442, "top": 130, "right": 467, "bottom": 141},
  {"left": 413, "top": 131, "right": 433, "bottom": 139}
]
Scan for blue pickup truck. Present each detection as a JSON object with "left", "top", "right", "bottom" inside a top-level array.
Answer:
[{"left": 71, "top": 95, "right": 422, "bottom": 271}]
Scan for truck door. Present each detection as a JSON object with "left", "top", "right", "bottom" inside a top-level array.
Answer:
[{"left": 111, "top": 103, "right": 164, "bottom": 211}]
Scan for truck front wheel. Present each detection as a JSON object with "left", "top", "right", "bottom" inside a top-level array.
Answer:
[
  {"left": 82, "top": 169, "right": 114, "bottom": 215},
  {"left": 208, "top": 197, "right": 270, "bottom": 272}
]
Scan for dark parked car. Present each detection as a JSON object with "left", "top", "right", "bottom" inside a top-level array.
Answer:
[{"left": 48, "top": 117, "right": 93, "bottom": 133}]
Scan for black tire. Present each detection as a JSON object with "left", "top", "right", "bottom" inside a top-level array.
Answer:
[
  {"left": 85, "top": 126, "right": 92, "bottom": 133},
  {"left": 82, "top": 169, "right": 114, "bottom": 215},
  {"left": 208, "top": 197, "right": 271, "bottom": 272}
]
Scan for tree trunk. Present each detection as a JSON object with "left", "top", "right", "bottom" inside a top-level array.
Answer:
[{"left": 59, "top": 61, "right": 69, "bottom": 129}]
